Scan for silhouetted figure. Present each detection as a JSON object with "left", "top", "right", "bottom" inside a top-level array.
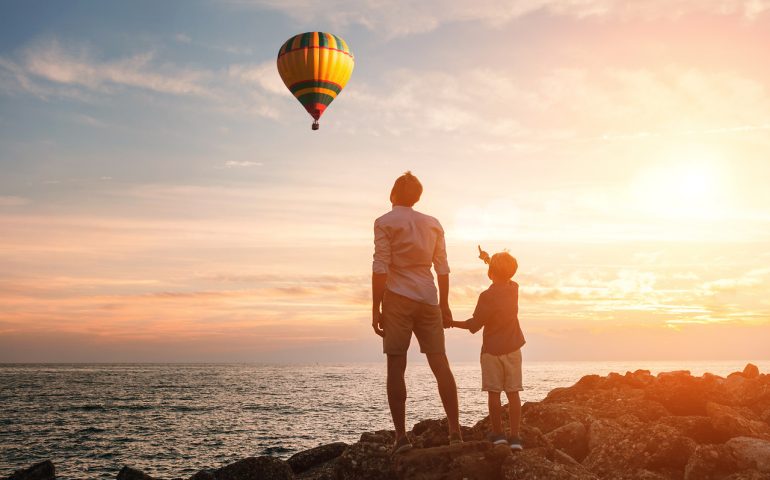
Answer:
[
  {"left": 452, "top": 250, "right": 526, "bottom": 450},
  {"left": 371, "top": 171, "right": 462, "bottom": 454}
]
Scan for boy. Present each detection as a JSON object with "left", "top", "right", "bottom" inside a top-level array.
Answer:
[{"left": 452, "top": 247, "right": 525, "bottom": 450}]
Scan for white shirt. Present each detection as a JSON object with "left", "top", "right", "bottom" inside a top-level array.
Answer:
[{"left": 372, "top": 206, "right": 450, "bottom": 305}]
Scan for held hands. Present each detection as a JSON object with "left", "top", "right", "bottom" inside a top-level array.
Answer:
[
  {"left": 372, "top": 307, "right": 385, "bottom": 337},
  {"left": 440, "top": 303, "right": 453, "bottom": 329}
]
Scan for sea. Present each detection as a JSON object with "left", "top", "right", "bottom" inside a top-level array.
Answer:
[{"left": 1, "top": 361, "right": 768, "bottom": 479}]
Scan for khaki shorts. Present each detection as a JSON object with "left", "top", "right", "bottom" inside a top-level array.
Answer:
[
  {"left": 480, "top": 349, "right": 523, "bottom": 393},
  {"left": 382, "top": 290, "right": 445, "bottom": 355}
]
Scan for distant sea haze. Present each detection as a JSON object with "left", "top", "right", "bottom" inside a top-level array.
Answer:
[{"left": 1, "top": 361, "right": 767, "bottom": 479}]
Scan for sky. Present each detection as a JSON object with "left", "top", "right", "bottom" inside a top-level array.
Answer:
[{"left": 1, "top": 0, "right": 769, "bottom": 363}]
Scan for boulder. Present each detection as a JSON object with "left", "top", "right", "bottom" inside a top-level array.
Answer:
[
  {"left": 117, "top": 466, "right": 158, "bottom": 480},
  {"left": 521, "top": 402, "right": 593, "bottom": 434},
  {"left": 583, "top": 421, "right": 696, "bottom": 478},
  {"left": 192, "top": 457, "right": 293, "bottom": 480},
  {"left": 335, "top": 439, "right": 394, "bottom": 480},
  {"left": 287, "top": 442, "right": 347, "bottom": 474},
  {"left": 721, "top": 471, "right": 770, "bottom": 480},
  {"left": 501, "top": 449, "right": 598, "bottom": 480},
  {"left": 744, "top": 364, "right": 761, "bottom": 379},
  {"left": 646, "top": 372, "right": 716, "bottom": 415},
  {"left": 544, "top": 421, "right": 588, "bottom": 462},
  {"left": 4, "top": 461, "right": 55, "bottom": 480},
  {"left": 727, "top": 437, "right": 770, "bottom": 473},
  {"left": 684, "top": 444, "right": 738, "bottom": 480},
  {"left": 658, "top": 415, "right": 727, "bottom": 443},
  {"left": 393, "top": 441, "right": 493, "bottom": 480},
  {"left": 707, "top": 402, "right": 770, "bottom": 439}
]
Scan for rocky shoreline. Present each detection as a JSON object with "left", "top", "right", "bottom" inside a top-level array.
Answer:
[{"left": 6, "top": 364, "right": 770, "bottom": 480}]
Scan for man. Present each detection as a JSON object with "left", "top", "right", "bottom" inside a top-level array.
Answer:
[{"left": 372, "top": 171, "right": 462, "bottom": 454}]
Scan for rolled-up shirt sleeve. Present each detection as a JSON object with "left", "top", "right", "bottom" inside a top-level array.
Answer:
[
  {"left": 432, "top": 224, "right": 450, "bottom": 275},
  {"left": 372, "top": 221, "right": 391, "bottom": 274}
]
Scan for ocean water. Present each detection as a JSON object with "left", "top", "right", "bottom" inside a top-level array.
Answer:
[{"left": 1, "top": 361, "right": 767, "bottom": 479}]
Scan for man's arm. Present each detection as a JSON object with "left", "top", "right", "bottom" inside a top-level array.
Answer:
[
  {"left": 372, "top": 220, "right": 391, "bottom": 338},
  {"left": 372, "top": 273, "right": 387, "bottom": 337},
  {"left": 437, "top": 273, "right": 453, "bottom": 328},
  {"left": 433, "top": 223, "right": 452, "bottom": 329}
]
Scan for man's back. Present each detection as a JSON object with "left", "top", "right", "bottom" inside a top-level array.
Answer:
[{"left": 373, "top": 206, "right": 450, "bottom": 305}]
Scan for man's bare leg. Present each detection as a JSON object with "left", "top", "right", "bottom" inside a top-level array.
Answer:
[
  {"left": 387, "top": 354, "right": 408, "bottom": 441},
  {"left": 425, "top": 352, "right": 461, "bottom": 437},
  {"left": 505, "top": 391, "right": 521, "bottom": 437},
  {"left": 488, "top": 391, "right": 503, "bottom": 435}
]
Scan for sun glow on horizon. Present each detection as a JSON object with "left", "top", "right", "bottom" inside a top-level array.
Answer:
[{"left": 632, "top": 145, "right": 729, "bottom": 222}]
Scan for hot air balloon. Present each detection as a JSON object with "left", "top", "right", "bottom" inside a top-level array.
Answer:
[{"left": 276, "top": 32, "right": 354, "bottom": 130}]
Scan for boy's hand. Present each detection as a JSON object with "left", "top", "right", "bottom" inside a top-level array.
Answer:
[
  {"left": 372, "top": 308, "right": 385, "bottom": 337},
  {"left": 478, "top": 245, "right": 490, "bottom": 264},
  {"left": 440, "top": 304, "right": 453, "bottom": 328}
]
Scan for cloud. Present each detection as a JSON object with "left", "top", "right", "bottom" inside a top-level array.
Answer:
[
  {"left": 0, "top": 38, "right": 287, "bottom": 118},
  {"left": 0, "top": 196, "right": 30, "bottom": 207},
  {"left": 238, "top": 0, "right": 770, "bottom": 37},
  {"left": 228, "top": 61, "right": 285, "bottom": 94},
  {"left": 224, "top": 160, "right": 264, "bottom": 168},
  {"left": 19, "top": 39, "right": 210, "bottom": 95}
]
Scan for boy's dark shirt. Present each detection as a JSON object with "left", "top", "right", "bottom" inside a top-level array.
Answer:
[{"left": 465, "top": 280, "right": 525, "bottom": 356}]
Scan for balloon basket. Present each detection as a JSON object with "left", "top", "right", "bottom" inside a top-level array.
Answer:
[{"left": 312, "top": 121, "right": 319, "bottom": 131}]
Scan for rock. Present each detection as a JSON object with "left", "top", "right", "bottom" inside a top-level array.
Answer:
[
  {"left": 544, "top": 421, "right": 588, "bottom": 462},
  {"left": 335, "top": 440, "right": 394, "bottom": 480},
  {"left": 684, "top": 444, "right": 738, "bottom": 480},
  {"left": 722, "top": 471, "right": 770, "bottom": 480},
  {"left": 294, "top": 462, "right": 337, "bottom": 480},
  {"left": 189, "top": 471, "right": 216, "bottom": 480},
  {"left": 707, "top": 402, "right": 770, "bottom": 439},
  {"left": 287, "top": 442, "right": 347, "bottom": 474},
  {"left": 194, "top": 457, "right": 293, "bottom": 480},
  {"left": 360, "top": 430, "right": 394, "bottom": 445},
  {"left": 521, "top": 402, "right": 593, "bottom": 434},
  {"left": 501, "top": 449, "right": 598, "bottom": 480},
  {"left": 745, "top": 364, "right": 761, "bottom": 379},
  {"left": 658, "top": 415, "right": 727, "bottom": 443},
  {"left": 646, "top": 372, "right": 716, "bottom": 415},
  {"left": 392, "top": 441, "right": 495, "bottom": 480},
  {"left": 4, "top": 461, "right": 55, "bottom": 480},
  {"left": 117, "top": 466, "right": 158, "bottom": 480},
  {"left": 727, "top": 437, "right": 770, "bottom": 473},
  {"left": 583, "top": 421, "right": 696, "bottom": 478}
]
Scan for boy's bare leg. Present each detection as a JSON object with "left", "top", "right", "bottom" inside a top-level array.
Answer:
[
  {"left": 425, "top": 352, "right": 461, "bottom": 437},
  {"left": 488, "top": 391, "right": 503, "bottom": 434},
  {"left": 505, "top": 391, "right": 521, "bottom": 437},
  {"left": 387, "top": 354, "right": 408, "bottom": 442}
]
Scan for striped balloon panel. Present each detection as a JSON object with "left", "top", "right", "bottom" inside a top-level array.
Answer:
[{"left": 277, "top": 32, "right": 354, "bottom": 120}]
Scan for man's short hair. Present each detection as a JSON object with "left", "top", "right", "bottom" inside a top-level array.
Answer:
[
  {"left": 489, "top": 252, "right": 518, "bottom": 280},
  {"left": 390, "top": 171, "right": 423, "bottom": 207}
]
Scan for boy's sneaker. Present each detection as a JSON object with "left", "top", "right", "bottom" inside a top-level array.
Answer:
[
  {"left": 508, "top": 436, "right": 523, "bottom": 451},
  {"left": 391, "top": 435, "right": 413, "bottom": 455},
  {"left": 448, "top": 432, "right": 463, "bottom": 445},
  {"left": 486, "top": 433, "right": 508, "bottom": 445}
]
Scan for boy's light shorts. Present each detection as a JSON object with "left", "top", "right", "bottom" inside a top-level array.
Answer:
[
  {"left": 382, "top": 290, "right": 445, "bottom": 355},
  {"left": 480, "top": 349, "right": 523, "bottom": 393}
]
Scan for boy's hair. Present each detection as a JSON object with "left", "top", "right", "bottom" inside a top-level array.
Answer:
[
  {"left": 489, "top": 252, "right": 518, "bottom": 280},
  {"left": 390, "top": 171, "right": 423, "bottom": 207}
]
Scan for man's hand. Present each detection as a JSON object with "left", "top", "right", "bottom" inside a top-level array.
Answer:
[
  {"left": 372, "top": 307, "right": 385, "bottom": 337},
  {"left": 440, "top": 303, "right": 453, "bottom": 328}
]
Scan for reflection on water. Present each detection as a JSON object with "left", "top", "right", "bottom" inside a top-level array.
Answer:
[{"left": 1, "top": 361, "right": 766, "bottom": 479}]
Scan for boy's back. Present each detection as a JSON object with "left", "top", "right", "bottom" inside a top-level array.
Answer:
[{"left": 466, "top": 280, "right": 525, "bottom": 356}]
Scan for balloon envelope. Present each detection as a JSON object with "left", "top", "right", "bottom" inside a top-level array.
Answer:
[{"left": 276, "top": 32, "right": 354, "bottom": 128}]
